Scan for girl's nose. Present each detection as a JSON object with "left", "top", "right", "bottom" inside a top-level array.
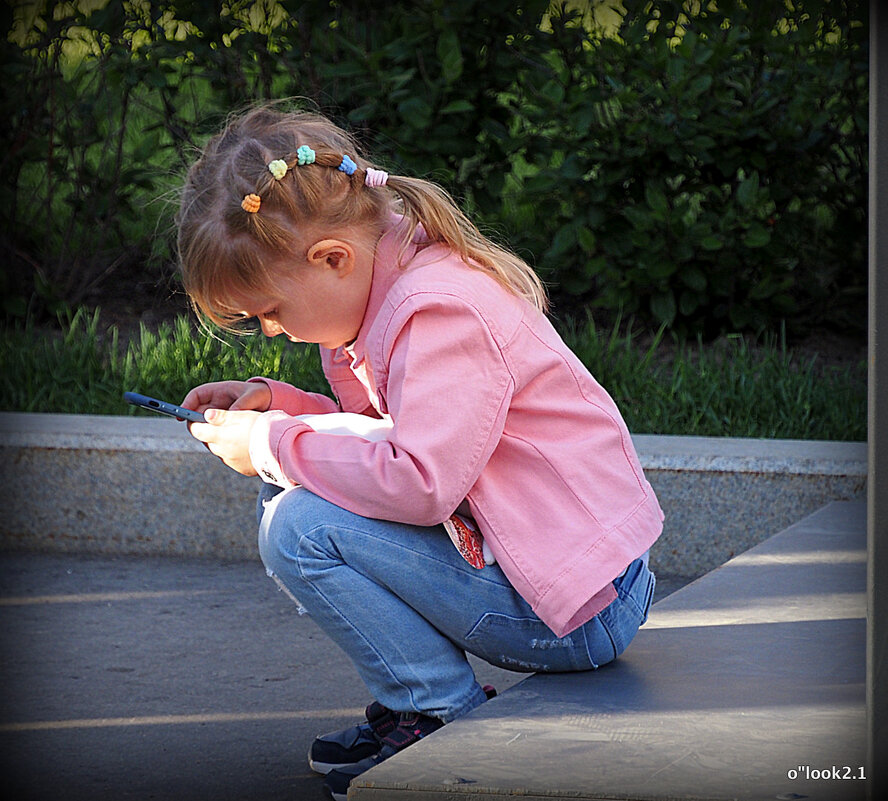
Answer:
[{"left": 259, "top": 318, "right": 283, "bottom": 338}]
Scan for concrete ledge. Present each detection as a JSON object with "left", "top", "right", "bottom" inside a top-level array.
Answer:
[
  {"left": 0, "top": 413, "right": 866, "bottom": 574},
  {"left": 0, "top": 413, "right": 262, "bottom": 559},
  {"left": 632, "top": 433, "right": 866, "bottom": 574}
]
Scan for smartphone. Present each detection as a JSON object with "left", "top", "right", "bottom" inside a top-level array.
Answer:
[{"left": 124, "top": 391, "right": 206, "bottom": 423}]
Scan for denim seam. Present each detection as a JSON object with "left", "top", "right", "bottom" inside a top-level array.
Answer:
[
  {"left": 292, "top": 523, "right": 493, "bottom": 718},
  {"left": 616, "top": 572, "right": 653, "bottom": 623},
  {"left": 596, "top": 607, "right": 620, "bottom": 662},
  {"left": 302, "top": 521, "right": 516, "bottom": 592},
  {"left": 292, "top": 532, "right": 425, "bottom": 712},
  {"left": 438, "top": 683, "right": 489, "bottom": 724},
  {"left": 578, "top": 621, "right": 600, "bottom": 670}
]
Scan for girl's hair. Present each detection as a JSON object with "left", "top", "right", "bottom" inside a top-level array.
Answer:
[{"left": 177, "top": 105, "right": 548, "bottom": 328}]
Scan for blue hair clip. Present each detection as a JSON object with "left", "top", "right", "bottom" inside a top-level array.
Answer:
[{"left": 338, "top": 154, "right": 357, "bottom": 176}]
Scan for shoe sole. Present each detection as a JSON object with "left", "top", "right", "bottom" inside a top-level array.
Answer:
[
  {"left": 309, "top": 748, "right": 381, "bottom": 776},
  {"left": 307, "top": 752, "right": 344, "bottom": 775}
]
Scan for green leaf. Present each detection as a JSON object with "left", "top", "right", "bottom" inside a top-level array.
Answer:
[
  {"left": 347, "top": 104, "right": 376, "bottom": 122},
  {"left": 736, "top": 171, "right": 759, "bottom": 209},
  {"left": 577, "top": 226, "right": 597, "bottom": 253},
  {"left": 645, "top": 184, "right": 669, "bottom": 215},
  {"left": 646, "top": 259, "right": 677, "bottom": 280},
  {"left": 743, "top": 224, "right": 771, "bottom": 248},
  {"left": 650, "top": 291, "right": 677, "bottom": 326},
  {"left": 624, "top": 205, "right": 653, "bottom": 231},
  {"left": 540, "top": 80, "right": 565, "bottom": 104},
  {"left": 679, "top": 289, "right": 700, "bottom": 316},
  {"left": 437, "top": 29, "right": 463, "bottom": 83},
  {"left": 692, "top": 135, "right": 716, "bottom": 150},
  {"left": 546, "top": 224, "right": 577, "bottom": 259},
  {"left": 397, "top": 97, "right": 433, "bottom": 128},
  {"left": 440, "top": 99, "right": 474, "bottom": 114},
  {"left": 681, "top": 267, "right": 707, "bottom": 292},
  {"left": 687, "top": 74, "right": 713, "bottom": 97}
]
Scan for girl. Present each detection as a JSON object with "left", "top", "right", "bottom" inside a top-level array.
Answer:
[{"left": 180, "top": 106, "right": 663, "bottom": 801}]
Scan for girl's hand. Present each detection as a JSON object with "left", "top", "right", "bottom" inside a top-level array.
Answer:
[
  {"left": 183, "top": 381, "right": 271, "bottom": 475},
  {"left": 188, "top": 409, "right": 262, "bottom": 476},
  {"left": 182, "top": 380, "right": 271, "bottom": 414}
]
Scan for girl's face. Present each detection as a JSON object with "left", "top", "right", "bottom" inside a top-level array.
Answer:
[{"left": 232, "top": 237, "right": 374, "bottom": 350}]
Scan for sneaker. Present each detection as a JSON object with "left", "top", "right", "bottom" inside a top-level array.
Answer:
[
  {"left": 309, "top": 685, "right": 496, "bottom": 776},
  {"left": 319, "top": 686, "right": 497, "bottom": 801},
  {"left": 308, "top": 700, "right": 397, "bottom": 774},
  {"left": 322, "top": 711, "right": 444, "bottom": 801}
]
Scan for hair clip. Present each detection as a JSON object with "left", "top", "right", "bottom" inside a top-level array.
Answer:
[
  {"left": 296, "top": 145, "right": 316, "bottom": 165},
  {"left": 267, "top": 159, "right": 288, "bottom": 180},
  {"left": 364, "top": 168, "right": 389, "bottom": 187},
  {"left": 241, "top": 193, "right": 261, "bottom": 213},
  {"left": 338, "top": 154, "right": 357, "bottom": 175}
]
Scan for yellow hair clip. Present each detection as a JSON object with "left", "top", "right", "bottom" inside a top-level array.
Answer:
[{"left": 267, "top": 159, "right": 288, "bottom": 180}]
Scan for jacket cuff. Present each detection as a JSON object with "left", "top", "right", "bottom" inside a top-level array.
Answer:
[{"left": 248, "top": 410, "right": 307, "bottom": 488}]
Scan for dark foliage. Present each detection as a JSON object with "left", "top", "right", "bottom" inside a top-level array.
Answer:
[{"left": 1, "top": 0, "right": 867, "bottom": 338}]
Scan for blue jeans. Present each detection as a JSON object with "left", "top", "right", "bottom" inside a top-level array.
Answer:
[{"left": 257, "top": 484, "right": 655, "bottom": 723}]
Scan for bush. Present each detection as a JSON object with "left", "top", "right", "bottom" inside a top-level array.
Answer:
[
  {"left": 0, "top": 0, "right": 867, "bottom": 338},
  {"left": 510, "top": 0, "right": 868, "bottom": 336},
  {"left": 1, "top": 0, "right": 556, "bottom": 319}
]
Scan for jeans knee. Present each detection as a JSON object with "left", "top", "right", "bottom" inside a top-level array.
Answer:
[{"left": 256, "top": 486, "right": 338, "bottom": 578}]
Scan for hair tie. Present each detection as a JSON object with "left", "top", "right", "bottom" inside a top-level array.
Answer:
[
  {"left": 241, "top": 193, "right": 261, "bottom": 213},
  {"left": 338, "top": 154, "right": 357, "bottom": 175},
  {"left": 364, "top": 168, "right": 389, "bottom": 187},
  {"left": 296, "top": 145, "right": 316, "bottom": 165},
  {"left": 267, "top": 159, "right": 288, "bottom": 180}
]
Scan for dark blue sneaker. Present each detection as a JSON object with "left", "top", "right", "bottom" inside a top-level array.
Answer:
[
  {"left": 308, "top": 700, "right": 397, "bottom": 774},
  {"left": 319, "top": 686, "right": 496, "bottom": 801},
  {"left": 322, "top": 710, "right": 444, "bottom": 801}
]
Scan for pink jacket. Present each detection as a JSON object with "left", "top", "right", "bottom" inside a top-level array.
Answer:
[{"left": 249, "top": 219, "right": 663, "bottom": 636}]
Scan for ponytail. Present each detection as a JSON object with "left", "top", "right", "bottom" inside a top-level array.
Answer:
[{"left": 388, "top": 175, "right": 548, "bottom": 314}]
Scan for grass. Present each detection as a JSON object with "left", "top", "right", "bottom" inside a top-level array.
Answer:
[
  {"left": 0, "top": 307, "right": 867, "bottom": 441},
  {"left": 0, "top": 309, "right": 330, "bottom": 418},
  {"left": 561, "top": 316, "right": 867, "bottom": 441}
]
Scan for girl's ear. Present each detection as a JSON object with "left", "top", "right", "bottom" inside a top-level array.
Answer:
[{"left": 306, "top": 239, "right": 355, "bottom": 276}]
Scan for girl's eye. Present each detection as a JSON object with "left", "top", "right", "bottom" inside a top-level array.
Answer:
[{"left": 261, "top": 309, "right": 279, "bottom": 320}]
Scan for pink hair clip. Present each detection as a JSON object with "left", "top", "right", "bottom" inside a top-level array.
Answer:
[{"left": 364, "top": 168, "right": 389, "bottom": 188}]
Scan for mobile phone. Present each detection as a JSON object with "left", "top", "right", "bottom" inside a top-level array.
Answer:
[{"left": 124, "top": 392, "right": 206, "bottom": 423}]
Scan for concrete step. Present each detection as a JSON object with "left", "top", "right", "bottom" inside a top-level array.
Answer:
[{"left": 350, "top": 500, "right": 867, "bottom": 801}]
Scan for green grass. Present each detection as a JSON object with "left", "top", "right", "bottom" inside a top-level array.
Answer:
[
  {"left": 0, "top": 308, "right": 867, "bottom": 441},
  {"left": 561, "top": 316, "right": 867, "bottom": 441},
  {"left": 0, "top": 309, "right": 330, "bottom": 418}
]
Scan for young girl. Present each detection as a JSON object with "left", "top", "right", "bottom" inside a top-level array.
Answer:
[{"left": 179, "top": 106, "right": 663, "bottom": 801}]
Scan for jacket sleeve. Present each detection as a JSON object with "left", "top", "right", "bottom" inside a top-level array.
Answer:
[
  {"left": 248, "top": 297, "right": 515, "bottom": 524},
  {"left": 246, "top": 345, "right": 377, "bottom": 418},
  {"left": 247, "top": 377, "right": 340, "bottom": 416}
]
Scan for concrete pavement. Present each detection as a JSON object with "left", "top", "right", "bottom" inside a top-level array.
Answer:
[{"left": 0, "top": 548, "right": 691, "bottom": 801}]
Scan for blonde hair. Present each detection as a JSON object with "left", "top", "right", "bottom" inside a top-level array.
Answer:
[{"left": 177, "top": 105, "right": 547, "bottom": 328}]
